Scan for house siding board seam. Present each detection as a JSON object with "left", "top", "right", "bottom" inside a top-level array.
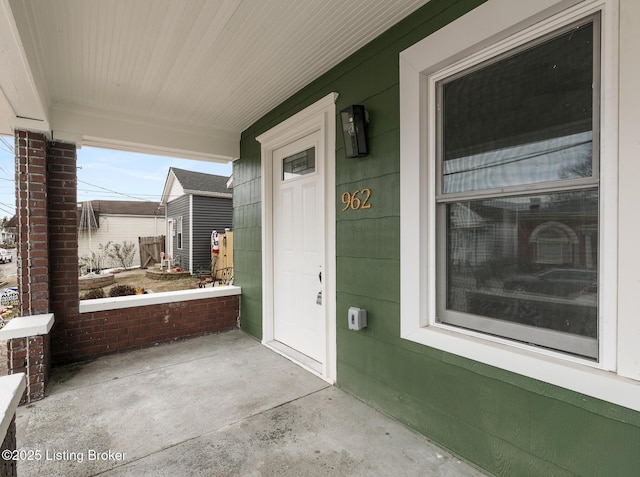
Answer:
[{"left": 234, "top": 0, "right": 640, "bottom": 475}]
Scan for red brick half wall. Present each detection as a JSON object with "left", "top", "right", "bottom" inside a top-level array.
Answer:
[{"left": 53, "top": 288, "right": 240, "bottom": 364}]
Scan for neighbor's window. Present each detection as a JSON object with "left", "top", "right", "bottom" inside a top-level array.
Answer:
[
  {"left": 177, "top": 216, "right": 183, "bottom": 249},
  {"left": 435, "top": 17, "right": 600, "bottom": 359}
]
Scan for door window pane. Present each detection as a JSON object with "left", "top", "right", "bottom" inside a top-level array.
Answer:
[{"left": 283, "top": 147, "right": 315, "bottom": 180}]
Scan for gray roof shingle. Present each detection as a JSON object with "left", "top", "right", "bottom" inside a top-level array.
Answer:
[
  {"left": 170, "top": 167, "right": 232, "bottom": 196},
  {"left": 79, "top": 200, "right": 165, "bottom": 216}
]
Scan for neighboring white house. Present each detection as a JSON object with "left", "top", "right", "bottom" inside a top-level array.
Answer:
[
  {"left": 77, "top": 200, "right": 166, "bottom": 268},
  {"left": 0, "top": 216, "right": 15, "bottom": 246}
]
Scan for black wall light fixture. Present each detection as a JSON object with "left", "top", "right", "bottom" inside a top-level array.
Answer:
[{"left": 340, "top": 105, "right": 368, "bottom": 158}]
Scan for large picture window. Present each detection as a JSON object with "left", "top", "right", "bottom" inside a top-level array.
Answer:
[
  {"left": 435, "top": 17, "right": 600, "bottom": 359},
  {"left": 400, "top": 0, "right": 640, "bottom": 413}
]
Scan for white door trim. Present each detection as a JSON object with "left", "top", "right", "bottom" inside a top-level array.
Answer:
[{"left": 257, "top": 92, "right": 338, "bottom": 383}]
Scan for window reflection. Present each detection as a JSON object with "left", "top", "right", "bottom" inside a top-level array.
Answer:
[
  {"left": 445, "top": 189, "right": 598, "bottom": 339},
  {"left": 440, "top": 21, "right": 595, "bottom": 194},
  {"left": 443, "top": 132, "right": 592, "bottom": 193}
]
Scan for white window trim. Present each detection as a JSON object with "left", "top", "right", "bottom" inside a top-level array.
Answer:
[{"left": 399, "top": 0, "right": 640, "bottom": 411}]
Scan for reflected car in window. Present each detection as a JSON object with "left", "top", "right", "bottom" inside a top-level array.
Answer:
[{"left": 503, "top": 268, "right": 597, "bottom": 297}]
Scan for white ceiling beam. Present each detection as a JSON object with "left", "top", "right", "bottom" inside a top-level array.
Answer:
[
  {"left": 0, "top": 88, "right": 15, "bottom": 136},
  {"left": 50, "top": 105, "right": 239, "bottom": 162},
  {"left": 0, "top": 0, "right": 49, "bottom": 134}
]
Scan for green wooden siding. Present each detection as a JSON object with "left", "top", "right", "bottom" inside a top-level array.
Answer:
[{"left": 234, "top": 0, "right": 640, "bottom": 475}]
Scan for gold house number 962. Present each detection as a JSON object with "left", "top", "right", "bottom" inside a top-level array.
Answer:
[{"left": 341, "top": 188, "right": 372, "bottom": 211}]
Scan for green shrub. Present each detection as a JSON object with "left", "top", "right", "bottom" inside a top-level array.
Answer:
[
  {"left": 82, "top": 288, "right": 106, "bottom": 300},
  {"left": 108, "top": 285, "right": 137, "bottom": 297}
]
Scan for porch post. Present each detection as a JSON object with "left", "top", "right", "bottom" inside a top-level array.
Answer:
[
  {"left": 46, "top": 140, "right": 79, "bottom": 365},
  {"left": 15, "top": 130, "right": 50, "bottom": 316},
  {"left": 10, "top": 130, "right": 51, "bottom": 402},
  {"left": 9, "top": 130, "right": 79, "bottom": 402}
]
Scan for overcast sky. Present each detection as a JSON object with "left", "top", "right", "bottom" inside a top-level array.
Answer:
[{"left": 0, "top": 136, "right": 233, "bottom": 220}]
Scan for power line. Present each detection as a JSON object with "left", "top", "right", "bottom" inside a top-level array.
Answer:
[
  {"left": 0, "top": 177, "right": 161, "bottom": 200},
  {"left": 77, "top": 179, "right": 157, "bottom": 202},
  {"left": 0, "top": 162, "right": 162, "bottom": 202},
  {"left": 0, "top": 200, "right": 13, "bottom": 209},
  {"left": 77, "top": 187, "right": 159, "bottom": 197},
  {"left": 443, "top": 140, "right": 592, "bottom": 177},
  {"left": 0, "top": 137, "right": 13, "bottom": 179},
  {"left": 0, "top": 204, "right": 14, "bottom": 215},
  {"left": 0, "top": 136, "right": 13, "bottom": 154}
]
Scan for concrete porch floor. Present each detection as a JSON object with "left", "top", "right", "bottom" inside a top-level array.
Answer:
[{"left": 15, "top": 330, "right": 486, "bottom": 476}]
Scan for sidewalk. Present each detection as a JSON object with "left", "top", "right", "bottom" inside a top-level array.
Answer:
[{"left": 15, "top": 330, "right": 487, "bottom": 476}]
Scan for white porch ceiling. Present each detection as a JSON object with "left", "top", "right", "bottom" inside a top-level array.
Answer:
[{"left": 0, "top": 0, "right": 430, "bottom": 161}]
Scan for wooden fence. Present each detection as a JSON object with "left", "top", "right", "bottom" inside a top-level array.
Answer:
[{"left": 139, "top": 235, "right": 165, "bottom": 269}]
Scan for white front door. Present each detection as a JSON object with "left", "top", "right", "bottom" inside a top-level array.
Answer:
[
  {"left": 258, "top": 92, "right": 338, "bottom": 382},
  {"left": 272, "top": 131, "right": 325, "bottom": 364}
]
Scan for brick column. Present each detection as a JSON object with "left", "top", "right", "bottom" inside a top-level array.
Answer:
[
  {"left": 6, "top": 336, "right": 49, "bottom": 403},
  {"left": 10, "top": 131, "right": 79, "bottom": 401},
  {"left": 15, "top": 131, "right": 49, "bottom": 316},
  {"left": 11, "top": 130, "right": 51, "bottom": 402},
  {"left": 47, "top": 140, "right": 79, "bottom": 364}
]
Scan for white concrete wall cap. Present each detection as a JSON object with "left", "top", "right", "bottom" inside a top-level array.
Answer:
[
  {"left": 79, "top": 285, "right": 241, "bottom": 314},
  {"left": 0, "top": 373, "right": 26, "bottom": 444},
  {"left": 0, "top": 313, "right": 54, "bottom": 340}
]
